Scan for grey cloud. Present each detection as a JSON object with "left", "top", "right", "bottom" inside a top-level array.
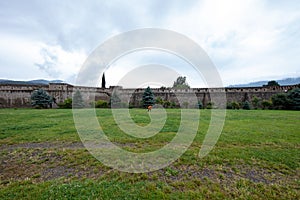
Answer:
[
  {"left": 1, "top": 0, "right": 299, "bottom": 84},
  {"left": 34, "top": 48, "right": 59, "bottom": 77},
  {"left": 0, "top": 0, "right": 184, "bottom": 53}
]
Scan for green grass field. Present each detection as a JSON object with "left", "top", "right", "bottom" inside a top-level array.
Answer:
[{"left": 0, "top": 109, "right": 299, "bottom": 199}]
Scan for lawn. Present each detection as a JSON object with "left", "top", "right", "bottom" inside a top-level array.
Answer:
[{"left": 0, "top": 109, "right": 299, "bottom": 199}]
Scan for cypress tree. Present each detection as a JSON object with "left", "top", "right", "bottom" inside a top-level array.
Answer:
[{"left": 101, "top": 73, "right": 106, "bottom": 88}]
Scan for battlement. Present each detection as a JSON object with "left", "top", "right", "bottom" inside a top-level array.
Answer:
[{"left": 0, "top": 83, "right": 298, "bottom": 108}]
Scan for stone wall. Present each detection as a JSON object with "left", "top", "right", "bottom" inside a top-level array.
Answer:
[
  {"left": 0, "top": 84, "right": 48, "bottom": 108},
  {"left": 0, "top": 83, "right": 298, "bottom": 108}
]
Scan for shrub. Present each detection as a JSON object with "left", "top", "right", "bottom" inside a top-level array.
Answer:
[
  {"left": 171, "top": 102, "right": 177, "bottom": 108},
  {"left": 242, "top": 101, "right": 251, "bottom": 110},
  {"left": 262, "top": 100, "right": 272, "bottom": 110},
  {"left": 287, "top": 88, "right": 300, "bottom": 110},
  {"left": 58, "top": 98, "right": 72, "bottom": 109},
  {"left": 155, "top": 98, "right": 177, "bottom": 108},
  {"left": 226, "top": 102, "right": 233, "bottom": 109},
  {"left": 197, "top": 101, "right": 203, "bottom": 109},
  {"left": 270, "top": 88, "right": 300, "bottom": 110},
  {"left": 95, "top": 100, "right": 108, "bottom": 108},
  {"left": 163, "top": 100, "right": 171, "bottom": 108},
  {"left": 206, "top": 102, "right": 214, "bottom": 109},
  {"left": 231, "top": 102, "right": 240, "bottom": 110},
  {"left": 155, "top": 97, "right": 163, "bottom": 105},
  {"left": 271, "top": 93, "right": 288, "bottom": 110},
  {"left": 251, "top": 96, "right": 261, "bottom": 109}
]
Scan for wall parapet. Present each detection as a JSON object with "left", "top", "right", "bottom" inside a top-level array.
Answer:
[{"left": 0, "top": 83, "right": 298, "bottom": 108}]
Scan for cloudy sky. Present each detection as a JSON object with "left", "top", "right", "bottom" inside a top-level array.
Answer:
[{"left": 0, "top": 0, "right": 299, "bottom": 87}]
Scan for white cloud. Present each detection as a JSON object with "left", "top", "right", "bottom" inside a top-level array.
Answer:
[
  {"left": 0, "top": 34, "right": 46, "bottom": 80},
  {"left": 162, "top": 0, "right": 300, "bottom": 85},
  {"left": 105, "top": 50, "right": 207, "bottom": 88},
  {"left": 35, "top": 44, "right": 87, "bottom": 82},
  {"left": 0, "top": 33, "right": 87, "bottom": 82},
  {"left": 0, "top": 0, "right": 299, "bottom": 86}
]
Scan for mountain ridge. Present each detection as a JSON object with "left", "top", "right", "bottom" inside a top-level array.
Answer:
[
  {"left": 228, "top": 77, "right": 300, "bottom": 87},
  {"left": 0, "top": 79, "right": 65, "bottom": 85},
  {"left": 0, "top": 77, "right": 299, "bottom": 87}
]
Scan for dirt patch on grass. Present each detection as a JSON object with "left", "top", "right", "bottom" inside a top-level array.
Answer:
[
  {"left": 0, "top": 142, "right": 299, "bottom": 187},
  {"left": 149, "top": 163, "right": 298, "bottom": 187},
  {"left": 0, "top": 147, "right": 106, "bottom": 184},
  {"left": 0, "top": 142, "right": 84, "bottom": 151},
  {"left": 0, "top": 141, "right": 137, "bottom": 151}
]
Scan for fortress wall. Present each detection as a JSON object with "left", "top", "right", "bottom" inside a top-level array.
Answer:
[
  {"left": 224, "top": 85, "right": 294, "bottom": 103},
  {"left": 0, "top": 84, "right": 48, "bottom": 108},
  {"left": 47, "top": 84, "right": 111, "bottom": 106},
  {"left": 0, "top": 83, "right": 298, "bottom": 108},
  {"left": 73, "top": 86, "right": 111, "bottom": 103}
]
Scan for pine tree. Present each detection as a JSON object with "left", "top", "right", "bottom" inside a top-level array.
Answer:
[
  {"left": 142, "top": 86, "right": 155, "bottom": 108},
  {"left": 31, "top": 89, "right": 53, "bottom": 108},
  {"left": 72, "top": 90, "right": 85, "bottom": 108},
  {"left": 101, "top": 73, "right": 106, "bottom": 88}
]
